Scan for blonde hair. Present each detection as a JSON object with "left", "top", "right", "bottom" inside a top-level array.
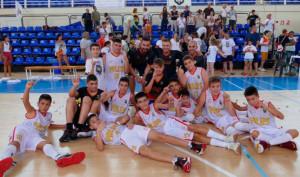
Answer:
[{"left": 209, "top": 37, "right": 220, "bottom": 46}]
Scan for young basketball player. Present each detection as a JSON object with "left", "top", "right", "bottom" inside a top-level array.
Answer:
[
  {"left": 178, "top": 55, "right": 209, "bottom": 101},
  {"left": 59, "top": 74, "right": 104, "bottom": 142},
  {"left": 133, "top": 92, "right": 241, "bottom": 154},
  {"left": 90, "top": 77, "right": 133, "bottom": 125},
  {"left": 233, "top": 86, "right": 299, "bottom": 153},
  {"left": 87, "top": 114, "right": 206, "bottom": 173},
  {"left": 0, "top": 80, "right": 85, "bottom": 176},
  {"left": 86, "top": 43, "right": 106, "bottom": 91},
  {"left": 104, "top": 38, "right": 129, "bottom": 92},
  {"left": 193, "top": 76, "right": 253, "bottom": 136}
]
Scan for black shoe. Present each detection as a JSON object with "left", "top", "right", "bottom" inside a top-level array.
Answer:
[
  {"left": 77, "top": 127, "right": 92, "bottom": 138},
  {"left": 190, "top": 142, "right": 207, "bottom": 155},
  {"left": 174, "top": 157, "right": 191, "bottom": 173},
  {"left": 59, "top": 129, "right": 72, "bottom": 143},
  {"left": 69, "top": 129, "right": 79, "bottom": 142}
]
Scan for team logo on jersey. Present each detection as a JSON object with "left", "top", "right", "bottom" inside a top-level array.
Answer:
[
  {"left": 197, "top": 74, "right": 200, "bottom": 79},
  {"left": 152, "top": 113, "right": 155, "bottom": 117},
  {"left": 226, "top": 41, "right": 230, "bottom": 47},
  {"left": 125, "top": 100, "right": 128, "bottom": 104},
  {"left": 219, "top": 100, "right": 223, "bottom": 105},
  {"left": 263, "top": 109, "right": 266, "bottom": 113},
  {"left": 96, "top": 94, "right": 100, "bottom": 100}
]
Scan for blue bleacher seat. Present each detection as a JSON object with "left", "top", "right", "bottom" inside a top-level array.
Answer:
[
  {"left": 235, "top": 46, "right": 241, "bottom": 52},
  {"left": 35, "top": 26, "right": 42, "bottom": 32},
  {"left": 90, "top": 32, "right": 98, "bottom": 38},
  {"left": 32, "top": 48, "right": 41, "bottom": 55},
  {"left": 76, "top": 57, "right": 85, "bottom": 64},
  {"left": 152, "top": 25, "right": 159, "bottom": 31},
  {"left": 90, "top": 39, "right": 95, "bottom": 43},
  {"left": 35, "top": 57, "right": 45, "bottom": 65},
  {"left": 44, "top": 57, "right": 54, "bottom": 65},
  {"left": 24, "top": 57, "right": 34, "bottom": 65},
  {"left": 10, "top": 33, "right": 18, "bottom": 39},
  {"left": 2, "top": 27, "right": 10, "bottom": 32},
  {"left": 67, "top": 39, "right": 75, "bottom": 46},
  {"left": 63, "top": 32, "right": 71, "bottom": 38},
  {"left": 12, "top": 48, "right": 21, "bottom": 55},
  {"left": 59, "top": 26, "right": 67, "bottom": 31},
  {"left": 26, "top": 26, "right": 34, "bottom": 32},
  {"left": 11, "top": 40, "right": 20, "bottom": 47},
  {"left": 72, "top": 32, "right": 80, "bottom": 38},
  {"left": 67, "top": 26, "right": 76, "bottom": 32},
  {"left": 70, "top": 47, "right": 80, "bottom": 55},
  {"left": 39, "top": 40, "right": 48, "bottom": 46},
  {"left": 22, "top": 48, "right": 32, "bottom": 55},
  {"left": 236, "top": 24, "right": 243, "bottom": 30},
  {"left": 2, "top": 33, "right": 10, "bottom": 37},
  {"left": 19, "top": 33, "right": 28, "bottom": 39},
  {"left": 170, "top": 31, "right": 176, "bottom": 37},
  {"left": 152, "top": 31, "right": 160, "bottom": 38},
  {"left": 28, "top": 33, "right": 36, "bottom": 38},
  {"left": 17, "top": 27, "right": 26, "bottom": 32},
  {"left": 243, "top": 24, "right": 249, "bottom": 30},
  {"left": 37, "top": 32, "right": 45, "bottom": 39},
  {"left": 49, "top": 40, "right": 56, "bottom": 46},
  {"left": 152, "top": 38, "right": 159, "bottom": 45},
  {"left": 45, "top": 33, "right": 54, "bottom": 39},
  {"left": 257, "top": 53, "right": 262, "bottom": 61},
  {"left": 161, "top": 31, "right": 169, "bottom": 37},
  {"left": 76, "top": 39, "right": 81, "bottom": 46},
  {"left": 231, "top": 30, "right": 239, "bottom": 37},
  {"left": 240, "top": 30, "right": 247, "bottom": 36},
  {"left": 30, "top": 40, "right": 39, "bottom": 47},
  {"left": 118, "top": 25, "right": 124, "bottom": 31},
  {"left": 236, "top": 37, "right": 245, "bottom": 44},
  {"left": 68, "top": 56, "right": 76, "bottom": 64},
  {"left": 216, "top": 55, "right": 222, "bottom": 62},
  {"left": 13, "top": 57, "right": 24, "bottom": 65},
  {"left": 42, "top": 48, "right": 51, "bottom": 55},
  {"left": 20, "top": 40, "right": 29, "bottom": 46}
]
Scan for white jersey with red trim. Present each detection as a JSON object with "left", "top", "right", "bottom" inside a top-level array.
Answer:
[
  {"left": 185, "top": 67, "right": 204, "bottom": 100},
  {"left": 181, "top": 99, "right": 205, "bottom": 123},
  {"left": 204, "top": 89, "right": 230, "bottom": 124},
  {"left": 166, "top": 92, "right": 180, "bottom": 114},
  {"left": 105, "top": 52, "right": 126, "bottom": 91},
  {"left": 92, "top": 122, "right": 126, "bottom": 145},
  {"left": 108, "top": 90, "right": 131, "bottom": 116},
  {"left": 247, "top": 100, "right": 277, "bottom": 129},
  {"left": 20, "top": 110, "right": 52, "bottom": 137},
  {"left": 138, "top": 104, "right": 167, "bottom": 133}
]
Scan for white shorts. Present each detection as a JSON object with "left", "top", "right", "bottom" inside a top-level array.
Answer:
[
  {"left": 163, "top": 116, "right": 194, "bottom": 141},
  {"left": 252, "top": 127, "right": 288, "bottom": 138},
  {"left": 9, "top": 126, "right": 46, "bottom": 154},
  {"left": 120, "top": 125, "right": 152, "bottom": 154},
  {"left": 99, "top": 104, "right": 126, "bottom": 123},
  {"left": 216, "top": 116, "right": 239, "bottom": 133}
]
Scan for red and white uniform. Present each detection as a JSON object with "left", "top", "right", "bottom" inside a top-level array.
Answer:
[
  {"left": 247, "top": 100, "right": 287, "bottom": 137},
  {"left": 105, "top": 52, "right": 125, "bottom": 92},
  {"left": 205, "top": 89, "right": 238, "bottom": 133},
  {"left": 181, "top": 99, "right": 205, "bottom": 124},
  {"left": 163, "top": 92, "right": 180, "bottom": 116},
  {"left": 185, "top": 67, "right": 204, "bottom": 100},
  {"left": 9, "top": 110, "right": 52, "bottom": 154},
  {"left": 92, "top": 123, "right": 126, "bottom": 145},
  {"left": 138, "top": 104, "right": 194, "bottom": 141}
]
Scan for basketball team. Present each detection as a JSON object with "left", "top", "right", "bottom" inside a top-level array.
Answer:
[{"left": 0, "top": 39, "right": 298, "bottom": 175}]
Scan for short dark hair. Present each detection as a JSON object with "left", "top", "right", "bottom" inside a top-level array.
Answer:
[
  {"left": 134, "top": 15, "right": 138, "bottom": 18},
  {"left": 39, "top": 94, "right": 52, "bottom": 103},
  {"left": 102, "top": 22, "right": 106, "bottom": 26},
  {"left": 113, "top": 38, "right": 121, "bottom": 44},
  {"left": 264, "top": 30, "right": 270, "bottom": 35},
  {"left": 104, "top": 41, "right": 111, "bottom": 47},
  {"left": 179, "top": 89, "right": 190, "bottom": 97},
  {"left": 1, "top": 35, "right": 8, "bottom": 41},
  {"left": 56, "top": 33, "right": 62, "bottom": 41},
  {"left": 87, "top": 74, "right": 98, "bottom": 82},
  {"left": 134, "top": 92, "right": 148, "bottom": 103},
  {"left": 183, "top": 55, "right": 194, "bottom": 62},
  {"left": 208, "top": 76, "right": 221, "bottom": 86},
  {"left": 244, "top": 86, "right": 258, "bottom": 96},
  {"left": 86, "top": 114, "right": 97, "bottom": 127},
  {"left": 160, "top": 35, "right": 165, "bottom": 39},
  {"left": 162, "top": 39, "right": 171, "bottom": 43},
  {"left": 119, "top": 77, "right": 129, "bottom": 85},
  {"left": 104, "top": 12, "right": 108, "bottom": 17},
  {"left": 90, "top": 42, "right": 100, "bottom": 49},
  {"left": 282, "top": 29, "right": 287, "bottom": 34},
  {"left": 142, "top": 37, "right": 151, "bottom": 42},
  {"left": 169, "top": 77, "right": 180, "bottom": 84},
  {"left": 153, "top": 58, "right": 165, "bottom": 67},
  {"left": 108, "top": 33, "right": 113, "bottom": 37},
  {"left": 122, "top": 35, "right": 128, "bottom": 40}
]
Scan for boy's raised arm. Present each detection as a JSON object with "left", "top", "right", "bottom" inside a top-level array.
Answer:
[{"left": 23, "top": 80, "right": 38, "bottom": 118}]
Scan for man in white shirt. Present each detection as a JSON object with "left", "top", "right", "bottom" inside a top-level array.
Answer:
[
  {"left": 221, "top": 32, "right": 235, "bottom": 75},
  {"left": 156, "top": 35, "right": 165, "bottom": 49},
  {"left": 228, "top": 5, "right": 237, "bottom": 32},
  {"left": 197, "top": 27, "right": 207, "bottom": 39},
  {"left": 220, "top": 4, "right": 228, "bottom": 28},
  {"left": 261, "top": 14, "right": 275, "bottom": 33}
]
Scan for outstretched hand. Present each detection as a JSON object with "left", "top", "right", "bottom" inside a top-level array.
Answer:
[
  {"left": 223, "top": 90, "right": 231, "bottom": 101},
  {"left": 26, "top": 80, "right": 39, "bottom": 89},
  {"left": 72, "top": 76, "right": 80, "bottom": 87}
]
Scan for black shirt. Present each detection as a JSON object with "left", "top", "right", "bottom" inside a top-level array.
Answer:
[
  {"left": 247, "top": 15, "right": 259, "bottom": 27},
  {"left": 181, "top": 42, "right": 188, "bottom": 52},
  {"left": 171, "top": 11, "right": 178, "bottom": 20},
  {"left": 182, "top": 51, "right": 205, "bottom": 69},
  {"left": 128, "top": 47, "right": 155, "bottom": 76},
  {"left": 82, "top": 13, "right": 92, "bottom": 24},
  {"left": 276, "top": 35, "right": 290, "bottom": 48},
  {"left": 75, "top": 87, "right": 103, "bottom": 107},
  {"left": 145, "top": 71, "right": 169, "bottom": 100},
  {"left": 203, "top": 8, "right": 214, "bottom": 19}
]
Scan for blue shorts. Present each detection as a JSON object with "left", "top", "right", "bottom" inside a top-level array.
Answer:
[{"left": 244, "top": 58, "right": 253, "bottom": 62}]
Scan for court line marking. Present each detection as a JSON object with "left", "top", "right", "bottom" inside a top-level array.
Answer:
[
  {"left": 167, "top": 144, "right": 237, "bottom": 177},
  {"left": 221, "top": 78, "right": 244, "bottom": 90},
  {"left": 241, "top": 146, "right": 269, "bottom": 177},
  {"left": 234, "top": 77, "right": 300, "bottom": 105}
]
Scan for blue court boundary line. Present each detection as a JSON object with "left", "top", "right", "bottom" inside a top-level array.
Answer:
[{"left": 241, "top": 146, "right": 269, "bottom": 177}]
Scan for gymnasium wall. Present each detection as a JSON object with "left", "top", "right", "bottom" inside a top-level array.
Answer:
[{"left": 0, "top": 5, "right": 299, "bottom": 35}]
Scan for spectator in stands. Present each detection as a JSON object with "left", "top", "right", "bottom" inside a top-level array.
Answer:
[
  {"left": 181, "top": 33, "right": 190, "bottom": 52},
  {"left": 183, "top": 5, "right": 190, "bottom": 19},
  {"left": 99, "top": 22, "right": 107, "bottom": 36},
  {"left": 191, "top": 32, "right": 201, "bottom": 52},
  {"left": 245, "top": 25, "right": 260, "bottom": 75},
  {"left": 0, "top": 35, "right": 12, "bottom": 77},
  {"left": 171, "top": 33, "right": 181, "bottom": 51},
  {"left": 121, "top": 35, "right": 129, "bottom": 53},
  {"left": 144, "top": 19, "right": 152, "bottom": 38},
  {"left": 80, "top": 32, "right": 92, "bottom": 63},
  {"left": 213, "top": 17, "right": 223, "bottom": 39},
  {"left": 186, "top": 11, "right": 196, "bottom": 34},
  {"left": 203, "top": 2, "right": 215, "bottom": 19},
  {"left": 197, "top": 26, "right": 207, "bottom": 40},
  {"left": 105, "top": 18, "right": 113, "bottom": 34},
  {"left": 242, "top": 39, "right": 257, "bottom": 76},
  {"left": 220, "top": 4, "right": 228, "bottom": 29},
  {"left": 143, "top": 7, "right": 150, "bottom": 26},
  {"left": 91, "top": 6, "right": 100, "bottom": 31},
  {"left": 221, "top": 31, "right": 236, "bottom": 75},
  {"left": 195, "top": 10, "right": 205, "bottom": 30},
  {"left": 228, "top": 5, "right": 237, "bottom": 32},
  {"left": 82, "top": 9, "right": 93, "bottom": 33},
  {"left": 131, "top": 8, "right": 138, "bottom": 16},
  {"left": 170, "top": 5, "right": 178, "bottom": 32},
  {"left": 259, "top": 30, "right": 272, "bottom": 72},
  {"left": 275, "top": 29, "right": 290, "bottom": 68},
  {"left": 177, "top": 13, "right": 186, "bottom": 39},
  {"left": 207, "top": 11, "right": 215, "bottom": 33},
  {"left": 98, "top": 32, "right": 106, "bottom": 49},
  {"left": 159, "top": 6, "right": 171, "bottom": 32},
  {"left": 260, "top": 13, "right": 275, "bottom": 34},
  {"left": 101, "top": 41, "right": 111, "bottom": 56},
  {"left": 132, "top": 16, "right": 140, "bottom": 37},
  {"left": 156, "top": 35, "right": 165, "bottom": 49},
  {"left": 247, "top": 10, "right": 260, "bottom": 31},
  {"left": 55, "top": 34, "right": 71, "bottom": 75},
  {"left": 123, "top": 15, "right": 141, "bottom": 43},
  {"left": 107, "top": 33, "right": 114, "bottom": 46},
  {"left": 286, "top": 31, "right": 297, "bottom": 61},
  {"left": 104, "top": 13, "right": 115, "bottom": 27}
]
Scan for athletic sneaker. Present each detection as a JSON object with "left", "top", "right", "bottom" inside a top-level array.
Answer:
[
  {"left": 227, "top": 142, "right": 241, "bottom": 154},
  {"left": 174, "top": 157, "right": 191, "bottom": 173},
  {"left": 190, "top": 142, "right": 207, "bottom": 155},
  {"left": 69, "top": 129, "right": 79, "bottom": 141},
  {"left": 254, "top": 141, "right": 270, "bottom": 153},
  {"left": 59, "top": 129, "right": 72, "bottom": 143},
  {"left": 260, "top": 68, "right": 266, "bottom": 72},
  {"left": 56, "top": 152, "right": 85, "bottom": 168},
  {"left": 0, "top": 157, "right": 13, "bottom": 177},
  {"left": 278, "top": 141, "right": 298, "bottom": 151},
  {"left": 77, "top": 127, "right": 92, "bottom": 138},
  {"left": 224, "top": 134, "right": 238, "bottom": 143}
]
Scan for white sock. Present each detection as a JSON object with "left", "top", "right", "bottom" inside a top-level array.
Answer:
[
  {"left": 234, "top": 122, "right": 253, "bottom": 133},
  {"left": 210, "top": 138, "right": 227, "bottom": 148},
  {"left": 269, "top": 133, "right": 293, "bottom": 146},
  {"left": 43, "top": 144, "right": 61, "bottom": 160},
  {"left": 225, "top": 126, "right": 237, "bottom": 135},
  {"left": 207, "top": 130, "right": 225, "bottom": 141},
  {"left": 2, "top": 145, "right": 17, "bottom": 159},
  {"left": 255, "top": 132, "right": 273, "bottom": 143},
  {"left": 172, "top": 156, "right": 178, "bottom": 165}
]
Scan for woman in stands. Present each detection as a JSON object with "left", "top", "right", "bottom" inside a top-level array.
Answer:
[
  {"left": 55, "top": 34, "right": 71, "bottom": 75},
  {"left": 159, "top": 6, "right": 170, "bottom": 32},
  {"left": 0, "top": 35, "right": 12, "bottom": 77}
]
